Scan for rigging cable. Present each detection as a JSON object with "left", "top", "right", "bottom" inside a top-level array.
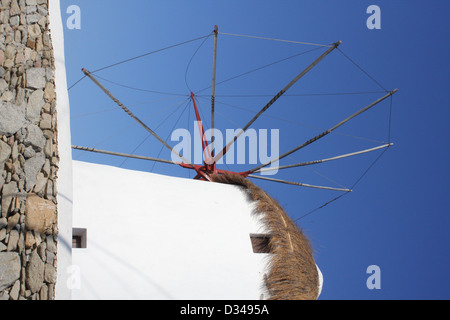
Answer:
[
  {"left": 71, "top": 95, "right": 184, "bottom": 120},
  {"left": 94, "top": 74, "right": 188, "bottom": 97},
  {"left": 194, "top": 46, "right": 323, "bottom": 95},
  {"left": 336, "top": 47, "right": 389, "bottom": 93},
  {"left": 184, "top": 33, "right": 213, "bottom": 92},
  {"left": 150, "top": 100, "right": 191, "bottom": 172},
  {"left": 68, "top": 33, "right": 212, "bottom": 91},
  {"left": 120, "top": 98, "right": 190, "bottom": 167},
  {"left": 197, "top": 91, "right": 387, "bottom": 98},
  {"left": 219, "top": 32, "right": 333, "bottom": 48},
  {"left": 294, "top": 146, "right": 389, "bottom": 223},
  {"left": 388, "top": 95, "right": 393, "bottom": 143}
]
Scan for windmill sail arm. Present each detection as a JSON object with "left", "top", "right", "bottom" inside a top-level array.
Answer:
[
  {"left": 247, "top": 174, "right": 352, "bottom": 192},
  {"left": 71, "top": 146, "right": 178, "bottom": 165},
  {"left": 81, "top": 68, "right": 193, "bottom": 167},
  {"left": 253, "top": 143, "right": 393, "bottom": 173},
  {"left": 211, "top": 40, "right": 342, "bottom": 164}
]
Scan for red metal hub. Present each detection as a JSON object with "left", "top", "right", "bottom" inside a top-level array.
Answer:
[{"left": 179, "top": 92, "right": 249, "bottom": 181}]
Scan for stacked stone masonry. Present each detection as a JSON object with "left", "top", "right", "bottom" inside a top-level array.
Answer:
[{"left": 0, "top": 0, "right": 58, "bottom": 300}]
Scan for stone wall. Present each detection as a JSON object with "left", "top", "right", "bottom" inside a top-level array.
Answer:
[{"left": 0, "top": 0, "right": 59, "bottom": 300}]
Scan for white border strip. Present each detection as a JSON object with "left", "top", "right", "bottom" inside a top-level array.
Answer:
[{"left": 49, "top": 0, "right": 74, "bottom": 300}]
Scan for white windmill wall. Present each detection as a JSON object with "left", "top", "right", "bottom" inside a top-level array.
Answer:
[{"left": 71, "top": 160, "right": 270, "bottom": 300}]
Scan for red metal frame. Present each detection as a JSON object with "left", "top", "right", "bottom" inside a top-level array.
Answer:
[
  {"left": 179, "top": 93, "right": 250, "bottom": 181},
  {"left": 178, "top": 162, "right": 250, "bottom": 180}
]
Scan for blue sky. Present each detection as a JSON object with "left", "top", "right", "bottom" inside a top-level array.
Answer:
[{"left": 60, "top": 0, "right": 449, "bottom": 300}]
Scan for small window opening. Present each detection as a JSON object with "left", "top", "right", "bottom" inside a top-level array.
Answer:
[
  {"left": 250, "top": 234, "right": 272, "bottom": 253},
  {"left": 72, "top": 228, "right": 87, "bottom": 248}
]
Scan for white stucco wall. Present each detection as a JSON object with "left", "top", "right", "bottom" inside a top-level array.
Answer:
[
  {"left": 71, "top": 161, "right": 270, "bottom": 300},
  {"left": 49, "top": 0, "right": 74, "bottom": 300}
]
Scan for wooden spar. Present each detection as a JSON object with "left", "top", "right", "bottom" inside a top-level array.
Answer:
[
  {"left": 211, "top": 25, "right": 218, "bottom": 158},
  {"left": 72, "top": 145, "right": 177, "bottom": 165},
  {"left": 247, "top": 174, "right": 352, "bottom": 192},
  {"left": 81, "top": 68, "right": 193, "bottom": 167},
  {"left": 211, "top": 40, "right": 342, "bottom": 164},
  {"left": 255, "top": 143, "right": 393, "bottom": 173},
  {"left": 250, "top": 89, "right": 398, "bottom": 173}
]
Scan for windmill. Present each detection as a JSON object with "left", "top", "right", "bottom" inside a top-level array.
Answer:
[{"left": 69, "top": 26, "right": 397, "bottom": 300}]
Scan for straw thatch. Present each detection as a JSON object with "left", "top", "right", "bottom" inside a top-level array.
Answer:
[{"left": 211, "top": 173, "right": 320, "bottom": 300}]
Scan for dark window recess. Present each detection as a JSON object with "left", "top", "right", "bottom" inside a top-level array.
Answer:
[
  {"left": 72, "top": 228, "right": 87, "bottom": 249},
  {"left": 72, "top": 235, "right": 82, "bottom": 248},
  {"left": 250, "top": 234, "right": 272, "bottom": 253}
]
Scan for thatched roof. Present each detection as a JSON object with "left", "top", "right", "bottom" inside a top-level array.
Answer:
[{"left": 212, "top": 173, "right": 320, "bottom": 300}]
